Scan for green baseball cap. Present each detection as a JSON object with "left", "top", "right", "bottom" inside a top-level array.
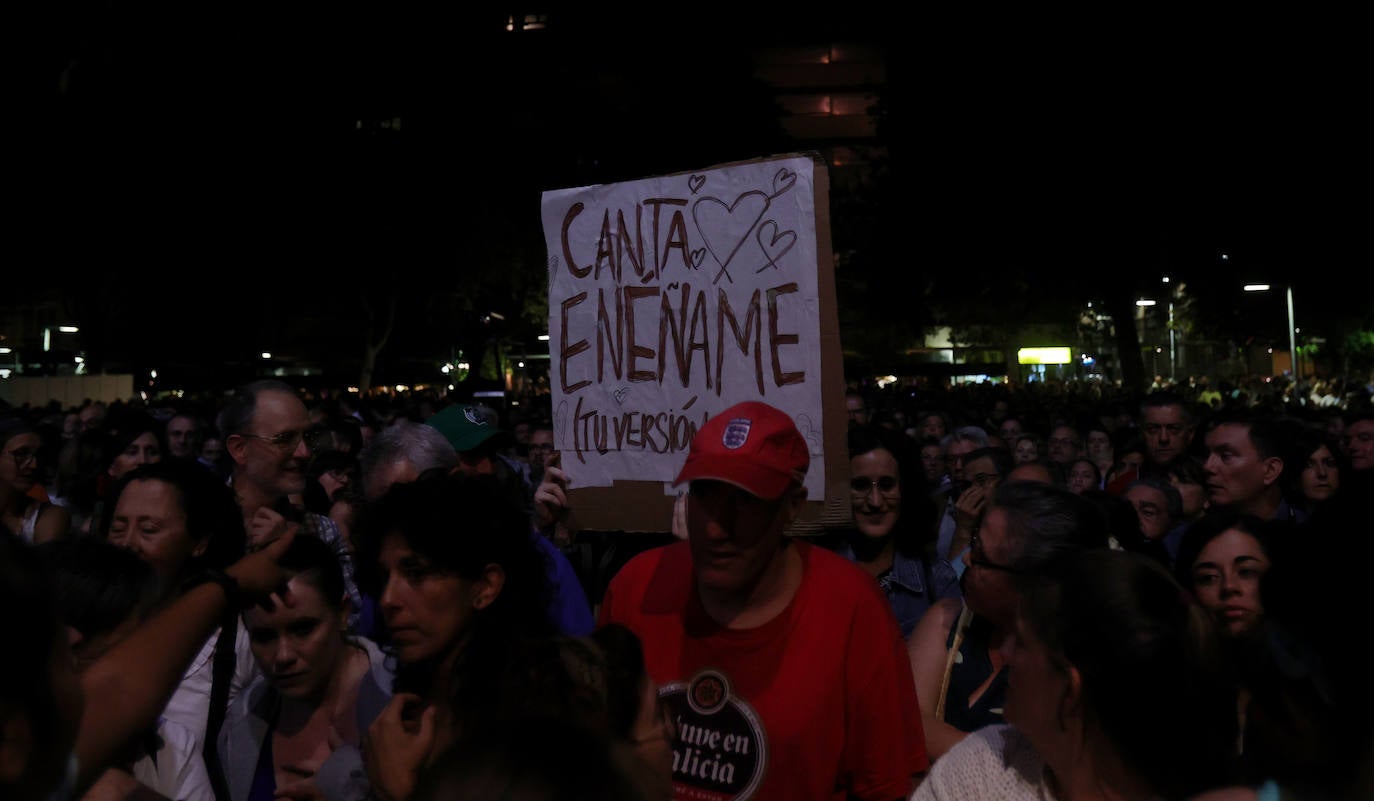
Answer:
[{"left": 425, "top": 405, "right": 503, "bottom": 453}]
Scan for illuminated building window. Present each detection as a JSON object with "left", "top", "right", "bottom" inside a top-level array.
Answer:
[{"left": 506, "top": 13, "right": 547, "bottom": 31}]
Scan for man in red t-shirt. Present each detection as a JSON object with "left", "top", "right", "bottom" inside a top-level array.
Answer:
[{"left": 598, "top": 401, "right": 928, "bottom": 801}]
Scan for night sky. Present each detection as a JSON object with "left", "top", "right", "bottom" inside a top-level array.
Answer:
[{"left": 11, "top": 5, "right": 1370, "bottom": 379}]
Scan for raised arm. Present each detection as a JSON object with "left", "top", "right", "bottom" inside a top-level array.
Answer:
[
  {"left": 906, "top": 597, "right": 969, "bottom": 762},
  {"left": 74, "top": 528, "right": 297, "bottom": 788}
]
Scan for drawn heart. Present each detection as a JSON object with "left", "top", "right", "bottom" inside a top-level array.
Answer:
[
  {"left": 690, "top": 249, "right": 707, "bottom": 269},
  {"left": 688, "top": 174, "right": 706, "bottom": 194},
  {"left": 691, "top": 191, "right": 770, "bottom": 281},
  {"left": 772, "top": 168, "right": 797, "bottom": 198},
  {"left": 613, "top": 387, "right": 630, "bottom": 405},
  {"left": 755, "top": 220, "right": 798, "bottom": 272},
  {"left": 793, "top": 414, "right": 822, "bottom": 456}
]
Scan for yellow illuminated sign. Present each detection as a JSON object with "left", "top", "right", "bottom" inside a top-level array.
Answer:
[{"left": 1018, "top": 347, "right": 1072, "bottom": 365}]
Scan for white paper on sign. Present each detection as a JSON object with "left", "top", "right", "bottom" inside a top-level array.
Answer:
[{"left": 540, "top": 156, "right": 825, "bottom": 500}]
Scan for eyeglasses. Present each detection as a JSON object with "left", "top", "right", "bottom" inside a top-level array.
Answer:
[
  {"left": 239, "top": 430, "right": 311, "bottom": 451},
  {"left": 968, "top": 532, "right": 1022, "bottom": 574},
  {"left": 6, "top": 448, "right": 37, "bottom": 467},
  {"left": 850, "top": 475, "right": 899, "bottom": 497}
]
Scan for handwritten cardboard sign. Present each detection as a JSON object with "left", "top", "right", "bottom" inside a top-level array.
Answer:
[{"left": 540, "top": 153, "right": 847, "bottom": 532}]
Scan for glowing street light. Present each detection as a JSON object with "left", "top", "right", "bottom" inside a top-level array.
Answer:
[{"left": 1244, "top": 284, "right": 1298, "bottom": 377}]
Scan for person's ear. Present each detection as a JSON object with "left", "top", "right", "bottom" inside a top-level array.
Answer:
[
  {"left": 471, "top": 564, "right": 506, "bottom": 611},
  {"left": 226, "top": 434, "right": 250, "bottom": 467},
  {"left": 1261, "top": 456, "right": 1284, "bottom": 487},
  {"left": 0, "top": 713, "right": 33, "bottom": 784},
  {"left": 1057, "top": 664, "right": 1085, "bottom": 733}
]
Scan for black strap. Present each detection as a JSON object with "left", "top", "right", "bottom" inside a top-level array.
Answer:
[{"left": 203, "top": 612, "right": 238, "bottom": 801}]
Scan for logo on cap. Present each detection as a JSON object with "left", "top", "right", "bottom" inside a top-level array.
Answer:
[
  {"left": 463, "top": 407, "right": 486, "bottom": 426},
  {"left": 722, "top": 418, "right": 752, "bottom": 449}
]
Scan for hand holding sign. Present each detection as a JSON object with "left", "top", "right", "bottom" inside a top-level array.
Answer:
[{"left": 534, "top": 450, "right": 571, "bottom": 531}]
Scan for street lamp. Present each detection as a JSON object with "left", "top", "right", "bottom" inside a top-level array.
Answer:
[
  {"left": 43, "top": 325, "right": 81, "bottom": 353},
  {"left": 1162, "top": 276, "right": 1177, "bottom": 381},
  {"left": 1243, "top": 284, "right": 1298, "bottom": 377}
]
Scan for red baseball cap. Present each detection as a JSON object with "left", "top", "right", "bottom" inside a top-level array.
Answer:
[{"left": 675, "top": 401, "right": 810, "bottom": 500}]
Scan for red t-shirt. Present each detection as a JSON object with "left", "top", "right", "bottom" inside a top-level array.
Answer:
[{"left": 600, "top": 540, "right": 927, "bottom": 801}]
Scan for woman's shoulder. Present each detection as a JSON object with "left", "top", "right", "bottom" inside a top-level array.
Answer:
[{"left": 918, "top": 725, "right": 1047, "bottom": 801}]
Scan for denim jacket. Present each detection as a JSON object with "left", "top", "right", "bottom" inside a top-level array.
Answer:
[{"left": 833, "top": 540, "right": 962, "bottom": 638}]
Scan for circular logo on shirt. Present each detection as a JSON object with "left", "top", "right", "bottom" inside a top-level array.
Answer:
[{"left": 661, "top": 670, "right": 767, "bottom": 801}]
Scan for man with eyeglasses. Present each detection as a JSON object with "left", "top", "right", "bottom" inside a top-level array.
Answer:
[
  {"left": 526, "top": 424, "right": 556, "bottom": 480},
  {"left": 221, "top": 380, "right": 366, "bottom": 632},
  {"left": 945, "top": 446, "right": 1011, "bottom": 561},
  {"left": 932, "top": 427, "right": 989, "bottom": 567}
]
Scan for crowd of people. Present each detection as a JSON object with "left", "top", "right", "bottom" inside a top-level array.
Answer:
[{"left": 1, "top": 372, "right": 1372, "bottom": 801}]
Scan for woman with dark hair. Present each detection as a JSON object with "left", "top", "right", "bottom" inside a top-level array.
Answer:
[
  {"left": 1011, "top": 433, "right": 1044, "bottom": 465},
  {"left": 395, "top": 621, "right": 672, "bottom": 801},
  {"left": 353, "top": 470, "right": 556, "bottom": 801},
  {"left": 411, "top": 717, "right": 660, "bottom": 801},
  {"left": 1284, "top": 426, "right": 1349, "bottom": 515},
  {"left": 104, "top": 459, "right": 247, "bottom": 591},
  {"left": 1163, "top": 454, "right": 1210, "bottom": 523},
  {"left": 1064, "top": 457, "right": 1101, "bottom": 495},
  {"left": 1104, "top": 434, "right": 1148, "bottom": 494},
  {"left": 219, "top": 535, "right": 393, "bottom": 801},
  {"left": 1175, "top": 512, "right": 1292, "bottom": 776},
  {"left": 1191, "top": 492, "right": 1374, "bottom": 800},
  {"left": 103, "top": 411, "right": 166, "bottom": 483},
  {"left": 830, "top": 424, "right": 957, "bottom": 637},
  {"left": 1175, "top": 512, "right": 1280, "bottom": 642},
  {"left": 916, "top": 549, "right": 1236, "bottom": 801},
  {"left": 907, "top": 481, "right": 1113, "bottom": 762},
  {"left": 0, "top": 416, "right": 70, "bottom": 543},
  {"left": 53, "top": 411, "right": 167, "bottom": 537}
]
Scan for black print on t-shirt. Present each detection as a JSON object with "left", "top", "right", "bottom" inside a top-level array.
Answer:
[{"left": 660, "top": 669, "right": 767, "bottom": 801}]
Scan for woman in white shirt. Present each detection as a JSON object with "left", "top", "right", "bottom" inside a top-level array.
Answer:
[{"left": 104, "top": 458, "right": 258, "bottom": 797}]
